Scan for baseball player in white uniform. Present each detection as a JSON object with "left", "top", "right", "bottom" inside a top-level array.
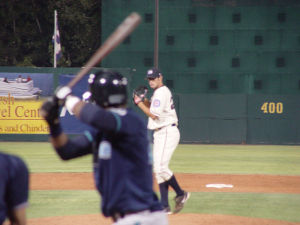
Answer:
[{"left": 133, "top": 67, "right": 190, "bottom": 214}]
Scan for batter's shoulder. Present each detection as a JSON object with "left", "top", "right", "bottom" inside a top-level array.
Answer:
[
  {"left": 0, "top": 152, "right": 9, "bottom": 172},
  {"left": 0, "top": 152, "right": 29, "bottom": 181},
  {"left": 6, "top": 154, "right": 28, "bottom": 174}
]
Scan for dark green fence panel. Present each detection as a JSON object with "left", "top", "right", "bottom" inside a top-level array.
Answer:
[
  {"left": 246, "top": 95, "right": 300, "bottom": 144},
  {"left": 176, "top": 93, "right": 300, "bottom": 144},
  {"left": 177, "top": 94, "right": 247, "bottom": 144}
]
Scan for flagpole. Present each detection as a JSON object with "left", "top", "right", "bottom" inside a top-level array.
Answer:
[
  {"left": 54, "top": 10, "right": 57, "bottom": 68},
  {"left": 154, "top": 0, "right": 159, "bottom": 68}
]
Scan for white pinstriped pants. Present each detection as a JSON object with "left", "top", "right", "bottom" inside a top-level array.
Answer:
[{"left": 152, "top": 125, "right": 180, "bottom": 184}]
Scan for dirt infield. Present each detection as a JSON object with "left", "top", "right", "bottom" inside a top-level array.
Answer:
[{"left": 29, "top": 172, "right": 300, "bottom": 225}]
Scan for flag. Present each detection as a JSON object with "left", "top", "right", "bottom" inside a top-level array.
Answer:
[{"left": 53, "top": 10, "right": 62, "bottom": 67}]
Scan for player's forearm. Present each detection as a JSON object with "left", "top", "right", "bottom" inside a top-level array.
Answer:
[
  {"left": 143, "top": 98, "right": 151, "bottom": 107},
  {"left": 50, "top": 132, "right": 68, "bottom": 148},
  {"left": 137, "top": 102, "right": 157, "bottom": 120},
  {"left": 53, "top": 135, "right": 92, "bottom": 160},
  {"left": 47, "top": 119, "right": 68, "bottom": 148},
  {"left": 48, "top": 124, "right": 90, "bottom": 161}
]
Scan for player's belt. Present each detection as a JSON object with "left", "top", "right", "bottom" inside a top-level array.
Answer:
[
  {"left": 112, "top": 210, "right": 150, "bottom": 222},
  {"left": 155, "top": 123, "right": 177, "bottom": 132}
]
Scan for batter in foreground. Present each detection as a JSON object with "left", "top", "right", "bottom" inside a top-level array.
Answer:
[{"left": 41, "top": 69, "right": 167, "bottom": 225}]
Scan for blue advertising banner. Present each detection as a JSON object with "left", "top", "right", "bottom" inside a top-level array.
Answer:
[
  {"left": 58, "top": 74, "right": 92, "bottom": 134},
  {"left": 0, "top": 72, "right": 54, "bottom": 134},
  {"left": 0, "top": 72, "right": 53, "bottom": 97}
]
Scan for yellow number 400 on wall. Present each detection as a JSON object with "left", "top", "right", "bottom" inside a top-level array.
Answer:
[{"left": 261, "top": 102, "right": 283, "bottom": 114}]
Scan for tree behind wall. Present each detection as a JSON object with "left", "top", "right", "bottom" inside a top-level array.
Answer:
[{"left": 0, "top": 0, "right": 101, "bottom": 67}]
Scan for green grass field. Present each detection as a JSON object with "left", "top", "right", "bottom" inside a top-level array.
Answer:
[{"left": 1, "top": 142, "right": 300, "bottom": 222}]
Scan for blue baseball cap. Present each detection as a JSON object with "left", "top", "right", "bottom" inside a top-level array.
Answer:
[{"left": 146, "top": 68, "right": 162, "bottom": 79}]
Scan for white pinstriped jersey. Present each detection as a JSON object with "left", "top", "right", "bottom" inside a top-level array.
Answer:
[{"left": 148, "top": 86, "right": 178, "bottom": 130}]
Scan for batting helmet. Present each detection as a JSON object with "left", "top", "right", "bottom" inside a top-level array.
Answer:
[{"left": 88, "top": 70, "right": 128, "bottom": 108}]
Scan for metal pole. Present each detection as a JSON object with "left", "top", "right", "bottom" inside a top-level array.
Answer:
[
  {"left": 154, "top": 0, "right": 159, "bottom": 68},
  {"left": 54, "top": 10, "right": 57, "bottom": 68}
]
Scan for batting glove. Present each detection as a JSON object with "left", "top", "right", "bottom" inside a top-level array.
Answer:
[
  {"left": 55, "top": 86, "right": 72, "bottom": 106},
  {"left": 40, "top": 97, "right": 64, "bottom": 137},
  {"left": 65, "top": 95, "right": 81, "bottom": 114},
  {"left": 40, "top": 96, "right": 60, "bottom": 126}
]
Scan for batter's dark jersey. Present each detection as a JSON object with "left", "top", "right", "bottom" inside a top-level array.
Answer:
[
  {"left": 55, "top": 103, "right": 162, "bottom": 217},
  {"left": 0, "top": 153, "right": 29, "bottom": 224}
]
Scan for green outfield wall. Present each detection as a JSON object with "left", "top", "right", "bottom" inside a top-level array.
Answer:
[
  {"left": 98, "top": 0, "right": 300, "bottom": 144},
  {"left": 0, "top": 67, "right": 299, "bottom": 144},
  {"left": 1, "top": 1, "right": 300, "bottom": 144},
  {"left": 178, "top": 94, "right": 300, "bottom": 144}
]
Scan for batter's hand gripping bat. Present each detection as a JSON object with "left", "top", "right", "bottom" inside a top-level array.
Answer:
[{"left": 67, "top": 12, "right": 141, "bottom": 88}]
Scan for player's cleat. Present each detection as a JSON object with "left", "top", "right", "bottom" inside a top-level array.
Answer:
[
  {"left": 163, "top": 206, "right": 172, "bottom": 215},
  {"left": 173, "top": 191, "right": 191, "bottom": 214}
]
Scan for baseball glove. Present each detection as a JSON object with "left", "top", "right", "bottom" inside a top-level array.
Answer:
[{"left": 132, "top": 85, "right": 148, "bottom": 105}]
